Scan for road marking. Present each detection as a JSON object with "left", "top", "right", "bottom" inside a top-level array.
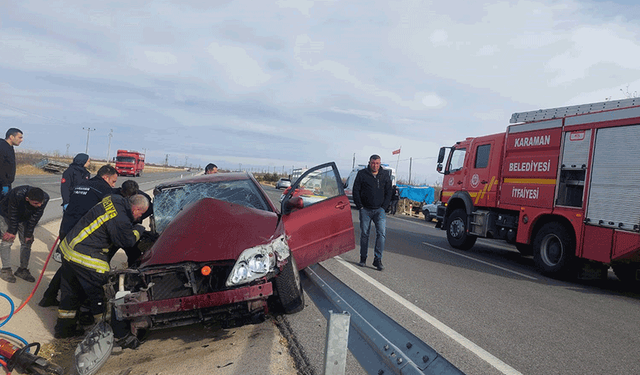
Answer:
[
  {"left": 50, "top": 197, "right": 61, "bottom": 201},
  {"left": 422, "top": 242, "right": 538, "bottom": 280},
  {"left": 335, "top": 256, "right": 523, "bottom": 375}
]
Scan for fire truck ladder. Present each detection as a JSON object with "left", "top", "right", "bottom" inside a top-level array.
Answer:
[{"left": 510, "top": 97, "right": 640, "bottom": 124}]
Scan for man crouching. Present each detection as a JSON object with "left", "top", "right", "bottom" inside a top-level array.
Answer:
[{"left": 54, "top": 194, "right": 148, "bottom": 339}]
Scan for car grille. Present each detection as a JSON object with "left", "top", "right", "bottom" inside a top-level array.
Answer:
[{"left": 146, "top": 262, "right": 235, "bottom": 301}]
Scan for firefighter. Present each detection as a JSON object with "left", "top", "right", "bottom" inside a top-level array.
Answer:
[
  {"left": 60, "top": 153, "right": 90, "bottom": 210},
  {"left": 38, "top": 165, "right": 118, "bottom": 307},
  {"left": 54, "top": 194, "right": 149, "bottom": 339}
]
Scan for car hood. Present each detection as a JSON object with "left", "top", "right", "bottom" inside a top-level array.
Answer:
[{"left": 139, "top": 198, "right": 281, "bottom": 267}]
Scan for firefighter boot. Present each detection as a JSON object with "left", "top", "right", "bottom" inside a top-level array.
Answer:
[{"left": 54, "top": 318, "right": 85, "bottom": 339}]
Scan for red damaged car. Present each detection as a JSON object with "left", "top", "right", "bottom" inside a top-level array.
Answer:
[{"left": 107, "top": 162, "right": 354, "bottom": 336}]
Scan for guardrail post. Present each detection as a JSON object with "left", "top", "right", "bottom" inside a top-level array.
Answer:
[{"left": 323, "top": 310, "right": 350, "bottom": 375}]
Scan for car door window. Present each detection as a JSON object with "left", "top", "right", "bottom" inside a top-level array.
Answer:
[{"left": 296, "top": 165, "right": 341, "bottom": 205}]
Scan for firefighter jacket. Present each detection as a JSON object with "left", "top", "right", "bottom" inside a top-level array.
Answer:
[
  {"left": 0, "top": 140, "right": 15, "bottom": 188},
  {"left": 60, "top": 175, "right": 113, "bottom": 236},
  {"left": 60, "top": 194, "right": 143, "bottom": 274},
  {"left": 60, "top": 154, "right": 90, "bottom": 206},
  {"left": 353, "top": 166, "right": 392, "bottom": 210},
  {"left": 0, "top": 185, "right": 49, "bottom": 238}
]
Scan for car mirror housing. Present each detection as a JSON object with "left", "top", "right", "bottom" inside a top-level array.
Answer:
[{"left": 285, "top": 196, "right": 304, "bottom": 212}]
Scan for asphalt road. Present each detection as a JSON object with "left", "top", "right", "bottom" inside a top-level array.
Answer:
[{"left": 266, "top": 185, "right": 640, "bottom": 375}]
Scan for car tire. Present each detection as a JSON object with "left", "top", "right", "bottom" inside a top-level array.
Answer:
[
  {"left": 424, "top": 212, "right": 432, "bottom": 222},
  {"left": 533, "top": 222, "right": 575, "bottom": 276},
  {"left": 273, "top": 255, "right": 304, "bottom": 314},
  {"left": 446, "top": 209, "right": 477, "bottom": 250}
]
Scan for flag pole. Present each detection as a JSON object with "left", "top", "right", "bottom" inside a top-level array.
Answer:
[{"left": 395, "top": 147, "right": 401, "bottom": 175}]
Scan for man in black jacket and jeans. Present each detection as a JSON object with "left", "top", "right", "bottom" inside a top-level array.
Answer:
[
  {"left": 353, "top": 154, "right": 392, "bottom": 271},
  {"left": 0, "top": 186, "right": 49, "bottom": 283}
]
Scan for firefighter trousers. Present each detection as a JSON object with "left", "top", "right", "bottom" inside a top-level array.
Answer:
[{"left": 57, "top": 259, "right": 108, "bottom": 321}]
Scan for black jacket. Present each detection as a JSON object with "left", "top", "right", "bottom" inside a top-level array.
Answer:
[
  {"left": 0, "top": 185, "right": 49, "bottom": 238},
  {"left": 61, "top": 154, "right": 90, "bottom": 206},
  {"left": 60, "top": 194, "right": 143, "bottom": 273},
  {"left": 60, "top": 175, "right": 113, "bottom": 236},
  {"left": 353, "top": 167, "right": 392, "bottom": 210},
  {"left": 0, "top": 140, "right": 16, "bottom": 188},
  {"left": 112, "top": 188, "right": 153, "bottom": 223}
]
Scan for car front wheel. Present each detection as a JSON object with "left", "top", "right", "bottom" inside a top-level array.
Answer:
[{"left": 273, "top": 255, "right": 304, "bottom": 314}]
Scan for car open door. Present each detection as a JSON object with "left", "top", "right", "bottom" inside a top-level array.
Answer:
[{"left": 281, "top": 162, "right": 355, "bottom": 270}]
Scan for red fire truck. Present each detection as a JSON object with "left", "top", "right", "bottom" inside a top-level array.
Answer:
[
  {"left": 435, "top": 97, "right": 640, "bottom": 285},
  {"left": 115, "top": 149, "right": 145, "bottom": 177}
]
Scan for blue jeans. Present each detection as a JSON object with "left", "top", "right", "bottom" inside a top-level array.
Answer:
[{"left": 359, "top": 208, "right": 386, "bottom": 260}]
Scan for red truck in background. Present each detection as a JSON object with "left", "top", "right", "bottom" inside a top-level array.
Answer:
[
  {"left": 435, "top": 97, "right": 640, "bottom": 286},
  {"left": 115, "top": 149, "right": 145, "bottom": 177}
]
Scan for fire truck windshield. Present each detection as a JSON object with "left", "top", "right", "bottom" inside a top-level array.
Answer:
[{"left": 449, "top": 148, "right": 466, "bottom": 173}]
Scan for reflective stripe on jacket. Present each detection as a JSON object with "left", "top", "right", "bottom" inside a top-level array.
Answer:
[{"left": 61, "top": 195, "right": 142, "bottom": 273}]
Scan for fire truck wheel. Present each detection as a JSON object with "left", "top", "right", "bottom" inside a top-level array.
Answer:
[
  {"left": 533, "top": 222, "right": 575, "bottom": 275},
  {"left": 612, "top": 264, "right": 640, "bottom": 288},
  {"left": 446, "top": 209, "right": 477, "bottom": 250}
]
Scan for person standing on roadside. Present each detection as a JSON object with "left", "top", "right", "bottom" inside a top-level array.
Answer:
[
  {"left": 38, "top": 165, "right": 118, "bottom": 307},
  {"left": 0, "top": 186, "right": 49, "bottom": 283},
  {"left": 353, "top": 154, "right": 392, "bottom": 271},
  {"left": 205, "top": 163, "right": 218, "bottom": 174},
  {"left": 60, "top": 153, "right": 90, "bottom": 210},
  {"left": 0, "top": 128, "right": 24, "bottom": 200},
  {"left": 388, "top": 185, "right": 400, "bottom": 215}
]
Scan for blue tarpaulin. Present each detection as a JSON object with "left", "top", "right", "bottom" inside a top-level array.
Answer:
[{"left": 397, "top": 185, "right": 434, "bottom": 204}]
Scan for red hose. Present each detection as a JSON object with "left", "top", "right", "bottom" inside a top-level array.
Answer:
[{"left": 0, "top": 236, "right": 60, "bottom": 320}]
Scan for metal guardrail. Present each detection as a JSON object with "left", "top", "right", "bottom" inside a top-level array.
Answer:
[{"left": 302, "top": 264, "right": 465, "bottom": 375}]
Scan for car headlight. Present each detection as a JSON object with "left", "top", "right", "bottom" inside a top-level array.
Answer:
[{"left": 226, "top": 235, "right": 291, "bottom": 287}]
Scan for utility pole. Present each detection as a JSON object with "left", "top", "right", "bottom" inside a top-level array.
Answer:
[
  {"left": 164, "top": 154, "right": 169, "bottom": 166},
  {"left": 66, "top": 144, "right": 70, "bottom": 157},
  {"left": 106, "top": 129, "right": 113, "bottom": 163},
  {"left": 408, "top": 157, "right": 413, "bottom": 185},
  {"left": 83, "top": 127, "right": 96, "bottom": 154},
  {"left": 352, "top": 153, "right": 355, "bottom": 169}
]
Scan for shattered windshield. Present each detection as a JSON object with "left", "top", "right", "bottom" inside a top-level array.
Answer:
[{"left": 154, "top": 180, "right": 271, "bottom": 233}]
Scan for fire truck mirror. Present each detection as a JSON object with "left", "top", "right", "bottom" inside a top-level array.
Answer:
[
  {"left": 437, "top": 163, "right": 443, "bottom": 174},
  {"left": 437, "top": 147, "right": 446, "bottom": 163}
]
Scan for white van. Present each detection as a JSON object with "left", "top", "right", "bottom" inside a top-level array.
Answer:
[{"left": 344, "top": 164, "right": 396, "bottom": 206}]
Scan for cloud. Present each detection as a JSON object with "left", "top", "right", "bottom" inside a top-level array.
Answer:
[{"left": 206, "top": 42, "right": 272, "bottom": 88}]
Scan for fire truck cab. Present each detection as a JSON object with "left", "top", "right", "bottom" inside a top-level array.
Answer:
[{"left": 436, "top": 98, "right": 640, "bottom": 285}]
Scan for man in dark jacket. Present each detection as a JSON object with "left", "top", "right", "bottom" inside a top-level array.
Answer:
[
  {"left": 60, "top": 153, "right": 90, "bottom": 210},
  {"left": 0, "top": 128, "right": 23, "bottom": 200},
  {"left": 353, "top": 154, "right": 392, "bottom": 271},
  {"left": 38, "top": 164, "right": 118, "bottom": 307},
  {"left": 54, "top": 194, "right": 148, "bottom": 338},
  {"left": 0, "top": 186, "right": 49, "bottom": 283}
]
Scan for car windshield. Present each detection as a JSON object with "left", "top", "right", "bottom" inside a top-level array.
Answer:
[{"left": 154, "top": 180, "right": 271, "bottom": 233}]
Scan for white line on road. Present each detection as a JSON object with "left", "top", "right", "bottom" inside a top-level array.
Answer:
[
  {"left": 335, "top": 255, "right": 523, "bottom": 375},
  {"left": 422, "top": 242, "right": 538, "bottom": 280}
]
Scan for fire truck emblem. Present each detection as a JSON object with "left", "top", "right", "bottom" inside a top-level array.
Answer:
[
  {"left": 470, "top": 173, "right": 480, "bottom": 188},
  {"left": 448, "top": 177, "right": 454, "bottom": 186}
]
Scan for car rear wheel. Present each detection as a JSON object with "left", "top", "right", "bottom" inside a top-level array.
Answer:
[
  {"left": 424, "top": 212, "right": 432, "bottom": 222},
  {"left": 273, "top": 255, "right": 304, "bottom": 314}
]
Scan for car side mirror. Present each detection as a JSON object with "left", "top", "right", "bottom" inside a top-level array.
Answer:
[
  {"left": 285, "top": 196, "right": 304, "bottom": 212},
  {"left": 436, "top": 163, "right": 443, "bottom": 173}
]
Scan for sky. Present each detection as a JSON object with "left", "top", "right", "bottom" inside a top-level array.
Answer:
[{"left": 1, "top": 0, "right": 640, "bottom": 185}]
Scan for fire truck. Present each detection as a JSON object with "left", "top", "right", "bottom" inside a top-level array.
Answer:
[
  {"left": 435, "top": 97, "right": 640, "bottom": 285},
  {"left": 115, "top": 149, "right": 145, "bottom": 177}
]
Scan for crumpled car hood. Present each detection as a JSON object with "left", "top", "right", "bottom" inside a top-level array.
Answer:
[{"left": 139, "top": 198, "right": 280, "bottom": 267}]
